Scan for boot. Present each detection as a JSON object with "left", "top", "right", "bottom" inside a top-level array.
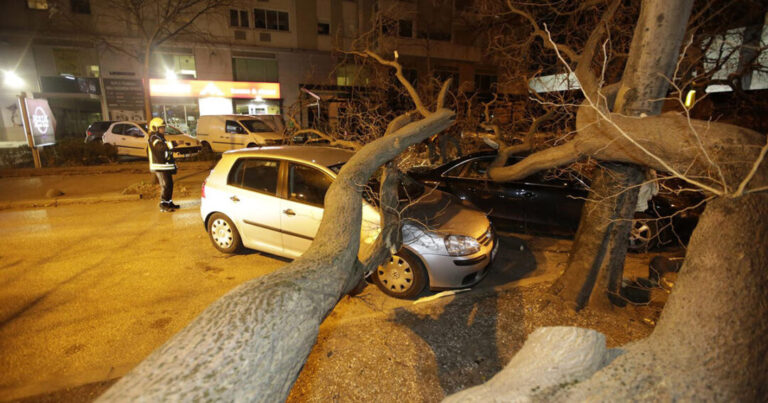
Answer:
[{"left": 159, "top": 202, "right": 175, "bottom": 212}]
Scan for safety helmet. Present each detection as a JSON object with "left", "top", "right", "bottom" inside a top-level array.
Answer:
[{"left": 149, "top": 117, "right": 166, "bottom": 132}]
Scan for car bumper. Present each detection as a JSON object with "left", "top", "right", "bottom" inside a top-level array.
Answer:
[
  {"left": 417, "top": 227, "right": 498, "bottom": 290},
  {"left": 173, "top": 146, "right": 201, "bottom": 158}
]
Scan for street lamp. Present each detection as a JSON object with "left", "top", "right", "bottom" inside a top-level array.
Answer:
[
  {"left": 165, "top": 69, "right": 178, "bottom": 81},
  {"left": 3, "top": 70, "right": 24, "bottom": 89}
]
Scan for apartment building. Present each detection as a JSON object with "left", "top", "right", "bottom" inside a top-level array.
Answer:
[{"left": 0, "top": 0, "right": 498, "bottom": 142}]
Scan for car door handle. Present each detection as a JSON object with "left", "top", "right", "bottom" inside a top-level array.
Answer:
[
  {"left": 283, "top": 209, "right": 296, "bottom": 216},
  {"left": 230, "top": 195, "right": 240, "bottom": 202}
]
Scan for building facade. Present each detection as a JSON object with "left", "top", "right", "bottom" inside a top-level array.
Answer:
[{"left": 0, "top": 0, "right": 498, "bottom": 142}]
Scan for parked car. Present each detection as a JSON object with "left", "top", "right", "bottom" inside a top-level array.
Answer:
[
  {"left": 84, "top": 120, "right": 116, "bottom": 143},
  {"left": 409, "top": 152, "right": 703, "bottom": 251},
  {"left": 200, "top": 146, "right": 498, "bottom": 298},
  {"left": 196, "top": 115, "right": 284, "bottom": 152},
  {"left": 102, "top": 121, "right": 201, "bottom": 158}
]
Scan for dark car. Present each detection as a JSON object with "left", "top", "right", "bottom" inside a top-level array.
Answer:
[
  {"left": 84, "top": 121, "right": 116, "bottom": 143},
  {"left": 409, "top": 152, "right": 703, "bottom": 251}
]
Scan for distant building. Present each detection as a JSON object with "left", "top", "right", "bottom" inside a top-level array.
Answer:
[{"left": 0, "top": 0, "right": 498, "bottom": 142}]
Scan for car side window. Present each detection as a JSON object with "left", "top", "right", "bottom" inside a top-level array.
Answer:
[
  {"left": 227, "top": 158, "right": 279, "bottom": 195},
  {"left": 111, "top": 124, "right": 126, "bottom": 135},
  {"left": 288, "top": 163, "right": 332, "bottom": 206},
  {"left": 443, "top": 160, "right": 470, "bottom": 177},
  {"left": 226, "top": 120, "right": 246, "bottom": 134},
  {"left": 462, "top": 158, "right": 493, "bottom": 178},
  {"left": 126, "top": 126, "right": 144, "bottom": 137}
]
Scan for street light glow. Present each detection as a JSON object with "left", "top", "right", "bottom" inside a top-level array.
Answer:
[
  {"left": 3, "top": 70, "right": 24, "bottom": 89},
  {"left": 165, "top": 69, "right": 178, "bottom": 81}
]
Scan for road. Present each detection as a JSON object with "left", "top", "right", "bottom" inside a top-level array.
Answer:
[
  {"left": 0, "top": 197, "right": 587, "bottom": 401},
  {"left": 0, "top": 199, "right": 289, "bottom": 400}
]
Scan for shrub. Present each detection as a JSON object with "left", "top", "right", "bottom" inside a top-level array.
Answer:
[{"left": 37, "top": 138, "right": 118, "bottom": 167}]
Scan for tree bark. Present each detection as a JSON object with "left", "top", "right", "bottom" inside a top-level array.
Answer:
[
  {"left": 97, "top": 110, "right": 455, "bottom": 402},
  {"left": 550, "top": 163, "right": 644, "bottom": 310}
]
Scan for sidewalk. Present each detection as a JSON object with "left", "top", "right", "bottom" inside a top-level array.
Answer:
[{"left": 0, "top": 161, "right": 214, "bottom": 210}]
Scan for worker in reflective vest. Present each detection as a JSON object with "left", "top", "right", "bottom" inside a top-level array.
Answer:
[{"left": 147, "top": 118, "right": 179, "bottom": 212}]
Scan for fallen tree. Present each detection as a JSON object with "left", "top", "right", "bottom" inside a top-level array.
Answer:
[
  {"left": 448, "top": 0, "right": 768, "bottom": 399},
  {"left": 97, "top": 56, "right": 455, "bottom": 401}
]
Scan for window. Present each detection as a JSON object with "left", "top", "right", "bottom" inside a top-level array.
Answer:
[
  {"left": 232, "top": 58, "right": 278, "bottom": 82},
  {"left": 228, "top": 159, "right": 279, "bottom": 195},
  {"left": 125, "top": 126, "right": 145, "bottom": 137},
  {"left": 288, "top": 163, "right": 332, "bottom": 206},
  {"left": 230, "top": 9, "right": 249, "bottom": 28},
  {"left": 240, "top": 120, "right": 273, "bottom": 133},
  {"left": 27, "top": 0, "right": 48, "bottom": 10},
  {"left": 150, "top": 54, "right": 196, "bottom": 79},
  {"left": 254, "top": 9, "right": 289, "bottom": 31},
  {"left": 317, "top": 22, "right": 330, "bottom": 35},
  {"left": 225, "top": 120, "right": 246, "bottom": 134},
  {"left": 398, "top": 20, "right": 413, "bottom": 38},
  {"left": 111, "top": 124, "right": 131, "bottom": 135},
  {"left": 475, "top": 74, "right": 497, "bottom": 92},
  {"left": 71, "top": 0, "right": 90, "bottom": 14}
]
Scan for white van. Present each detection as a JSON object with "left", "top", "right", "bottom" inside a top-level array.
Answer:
[{"left": 197, "top": 115, "right": 285, "bottom": 152}]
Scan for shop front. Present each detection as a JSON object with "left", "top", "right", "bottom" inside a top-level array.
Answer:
[{"left": 149, "top": 79, "right": 281, "bottom": 135}]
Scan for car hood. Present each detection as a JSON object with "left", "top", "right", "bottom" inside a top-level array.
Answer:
[{"left": 401, "top": 187, "right": 489, "bottom": 239}]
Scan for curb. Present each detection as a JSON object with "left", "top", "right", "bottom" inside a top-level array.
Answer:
[{"left": 0, "top": 194, "right": 142, "bottom": 210}]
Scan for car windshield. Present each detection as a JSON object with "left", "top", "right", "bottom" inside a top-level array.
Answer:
[{"left": 329, "top": 163, "right": 425, "bottom": 204}]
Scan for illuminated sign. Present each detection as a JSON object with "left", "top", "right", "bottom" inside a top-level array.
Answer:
[
  {"left": 23, "top": 98, "right": 56, "bottom": 146},
  {"left": 149, "top": 79, "right": 280, "bottom": 99}
]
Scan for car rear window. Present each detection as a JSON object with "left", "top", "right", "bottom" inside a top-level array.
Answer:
[{"left": 228, "top": 158, "right": 279, "bottom": 195}]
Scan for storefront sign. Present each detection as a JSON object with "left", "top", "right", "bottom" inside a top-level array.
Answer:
[
  {"left": 23, "top": 98, "right": 56, "bottom": 146},
  {"left": 149, "top": 79, "right": 280, "bottom": 99},
  {"left": 103, "top": 78, "right": 145, "bottom": 119}
]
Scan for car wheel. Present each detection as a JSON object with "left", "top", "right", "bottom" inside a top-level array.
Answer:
[
  {"left": 246, "top": 142, "right": 257, "bottom": 148},
  {"left": 628, "top": 214, "right": 659, "bottom": 253},
  {"left": 201, "top": 141, "right": 212, "bottom": 153},
  {"left": 373, "top": 249, "right": 427, "bottom": 299},
  {"left": 207, "top": 213, "right": 242, "bottom": 253}
]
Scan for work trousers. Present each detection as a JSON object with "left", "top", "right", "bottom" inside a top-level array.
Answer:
[{"left": 155, "top": 171, "right": 174, "bottom": 203}]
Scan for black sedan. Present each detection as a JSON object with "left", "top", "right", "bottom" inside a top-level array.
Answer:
[{"left": 408, "top": 152, "right": 703, "bottom": 251}]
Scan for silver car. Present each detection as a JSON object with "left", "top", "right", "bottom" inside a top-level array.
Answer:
[{"left": 200, "top": 146, "right": 497, "bottom": 298}]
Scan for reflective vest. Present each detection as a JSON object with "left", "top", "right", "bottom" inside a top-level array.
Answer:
[{"left": 148, "top": 133, "right": 177, "bottom": 172}]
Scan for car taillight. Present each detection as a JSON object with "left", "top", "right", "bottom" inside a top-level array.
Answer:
[
  {"left": 87, "top": 130, "right": 93, "bottom": 136},
  {"left": 201, "top": 178, "right": 207, "bottom": 198}
]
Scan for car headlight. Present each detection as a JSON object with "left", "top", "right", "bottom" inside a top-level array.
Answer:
[{"left": 444, "top": 234, "right": 481, "bottom": 256}]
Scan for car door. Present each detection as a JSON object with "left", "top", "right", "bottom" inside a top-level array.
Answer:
[
  {"left": 124, "top": 124, "right": 148, "bottom": 157},
  {"left": 279, "top": 162, "right": 334, "bottom": 258},
  {"left": 225, "top": 158, "right": 284, "bottom": 255},
  {"left": 519, "top": 170, "right": 587, "bottom": 235},
  {"left": 222, "top": 120, "right": 248, "bottom": 150},
  {"left": 441, "top": 156, "right": 531, "bottom": 225}
]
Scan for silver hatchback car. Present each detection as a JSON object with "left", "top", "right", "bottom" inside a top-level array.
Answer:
[{"left": 200, "top": 146, "right": 497, "bottom": 298}]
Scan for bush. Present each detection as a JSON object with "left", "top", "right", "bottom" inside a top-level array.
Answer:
[
  {"left": 39, "top": 137, "right": 118, "bottom": 167},
  {"left": 0, "top": 145, "right": 33, "bottom": 168}
]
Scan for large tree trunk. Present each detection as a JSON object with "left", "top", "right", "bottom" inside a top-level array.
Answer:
[
  {"left": 97, "top": 110, "right": 455, "bottom": 402},
  {"left": 547, "top": 0, "right": 694, "bottom": 310},
  {"left": 550, "top": 163, "right": 644, "bottom": 310}
]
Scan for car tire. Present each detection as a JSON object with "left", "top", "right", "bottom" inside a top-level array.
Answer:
[
  {"left": 247, "top": 142, "right": 257, "bottom": 148},
  {"left": 201, "top": 141, "right": 212, "bottom": 153},
  {"left": 373, "top": 249, "right": 427, "bottom": 299},
  {"left": 207, "top": 213, "right": 243, "bottom": 254},
  {"left": 628, "top": 214, "right": 659, "bottom": 253}
]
